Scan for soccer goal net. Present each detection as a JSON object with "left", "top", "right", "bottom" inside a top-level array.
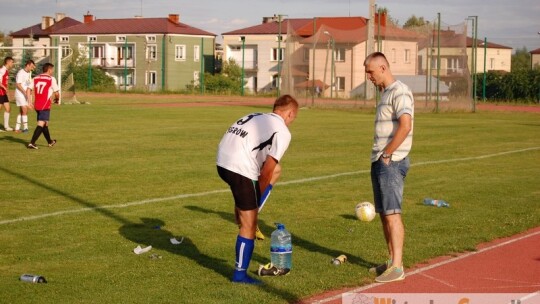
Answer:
[
  {"left": 279, "top": 15, "right": 473, "bottom": 112},
  {"left": 0, "top": 45, "right": 82, "bottom": 105}
]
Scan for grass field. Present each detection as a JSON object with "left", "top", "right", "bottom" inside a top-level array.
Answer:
[{"left": 0, "top": 94, "right": 539, "bottom": 303}]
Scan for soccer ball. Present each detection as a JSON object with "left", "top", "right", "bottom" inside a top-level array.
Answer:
[{"left": 355, "top": 202, "right": 376, "bottom": 222}]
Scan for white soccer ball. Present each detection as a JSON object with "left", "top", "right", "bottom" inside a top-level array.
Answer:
[{"left": 355, "top": 202, "right": 376, "bottom": 222}]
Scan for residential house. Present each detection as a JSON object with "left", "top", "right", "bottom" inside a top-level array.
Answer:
[
  {"left": 222, "top": 14, "right": 420, "bottom": 98},
  {"left": 530, "top": 48, "right": 540, "bottom": 69},
  {"left": 468, "top": 38, "right": 512, "bottom": 73},
  {"left": 51, "top": 13, "right": 216, "bottom": 91},
  {"left": 10, "top": 13, "right": 81, "bottom": 63},
  {"left": 222, "top": 16, "right": 312, "bottom": 94}
]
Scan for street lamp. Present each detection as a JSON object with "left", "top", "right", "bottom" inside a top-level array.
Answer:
[
  {"left": 480, "top": 38, "right": 487, "bottom": 102},
  {"left": 467, "top": 15, "right": 478, "bottom": 111},
  {"left": 240, "top": 36, "right": 245, "bottom": 96}
]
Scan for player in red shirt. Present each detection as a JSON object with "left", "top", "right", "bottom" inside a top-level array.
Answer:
[
  {"left": 26, "top": 63, "right": 59, "bottom": 149},
  {"left": 0, "top": 57, "right": 15, "bottom": 131}
]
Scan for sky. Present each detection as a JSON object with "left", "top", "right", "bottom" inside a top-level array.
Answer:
[{"left": 1, "top": 0, "right": 539, "bottom": 52}]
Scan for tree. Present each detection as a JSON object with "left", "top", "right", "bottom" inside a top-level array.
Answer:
[
  {"left": 63, "top": 47, "right": 115, "bottom": 92},
  {"left": 193, "top": 59, "right": 244, "bottom": 94},
  {"left": 511, "top": 47, "right": 531, "bottom": 71},
  {"left": 403, "top": 15, "right": 429, "bottom": 29}
]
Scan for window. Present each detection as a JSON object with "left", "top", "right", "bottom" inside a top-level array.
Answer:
[
  {"left": 193, "top": 71, "right": 200, "bottom": 86},
  {"left": 405, "top": 49, "right": 411, "bottom": 63},
  {"left": 271, "top": 48, "right": 284, "bottom": 61},
  {"left": 92, "top": 46, "right": 104, "bottom": 58},
  {"left": 175, "top": 45, "right": 186, "bottom": 61},
  {"left": 194, "top": 45, "right": 200, "bottom": 62},
  {"left": 146, "top": 35, "right": 156, "bottom": 43},
  {"left": 119, "top": 46, "right": 133, "bottom": 60},
  {"left": 335, "top": 76, "right": 345, "bottom": 91},
  {"left": 391, "top": 48, "right": 396, "bottom": 63},
  {"left": 88, "top": 36, "right": 97, "bottom": 42},
  {"left": 61, "top": 46, "right": 71, "bottom": 58},
  {"left": 146, "top": 45, "right": 157, "bottom": 60},
  {"left": 116, "top": 36, "right": 127, "bottom": 43},
  {"left": 334, "top": 48, "right": 345, "bottom": 62},
  {"left": 146, "top": 71, "right": 157, "bottom": 85},
  {"left": 60, "top": 36, "right": 69, "bottom": 43},
  {"left": 303, "top": 48, "right": 310, "bottom": 62},
  {"left": 272, "top": 75, "right": 279, "bottom": 88},
  {"left": 120, "top": 73, "right": 133, "bottom": 86},
  {"left": 490, "top": 58, "right": 494, "bottom": 69}
]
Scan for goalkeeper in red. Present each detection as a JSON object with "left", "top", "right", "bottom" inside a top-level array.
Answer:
[
  {"left": 26, "top": 63, "right": 59, "bottom": 149},
  {"left": 216, "top": 94, "right": 298, "bottom": 284}
]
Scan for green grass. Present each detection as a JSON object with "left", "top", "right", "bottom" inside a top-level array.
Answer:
[{"left": 0, "top": 94, "right": 539, "bottom": 303}]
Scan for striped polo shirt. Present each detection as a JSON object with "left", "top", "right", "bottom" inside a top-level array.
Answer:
[{"left": 371, "top": 80, "right": 414, "bottom": 162}]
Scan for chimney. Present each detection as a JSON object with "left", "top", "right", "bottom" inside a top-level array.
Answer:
[
  {"left": 374, "top": 12, "right": 387, "bottom": 27},
  {"left": 84, "top": 12, "right": 94, "bottom": 24},
  {"left": 55, "top": 13, "right": 66, "bottom": 22},
  {"left": 262, "top": 16, "right": 279, "bottom": 24},
  {"left": 41, "top": 16, "right": 54, "bottom": 30},
  {"left": 168, "top": 14, "right": 179, "bottom": 24}
]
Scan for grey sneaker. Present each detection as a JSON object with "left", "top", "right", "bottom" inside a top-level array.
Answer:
[
  {"left": 369, "top": 259, "right": 391, "bottom": 276},
  {"left": 375, "top": 266, "right": 405, "bottom": 283}
]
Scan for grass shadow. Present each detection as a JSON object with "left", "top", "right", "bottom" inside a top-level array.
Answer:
[
  {"left": 118, "top": 217, "right": 231, "bottom": 280},
  {"left": 0, "top": 135, "right": 30, "bottom": 147},
  {"left": 185, "top": 205, "right": 375, "bottom": 269}
]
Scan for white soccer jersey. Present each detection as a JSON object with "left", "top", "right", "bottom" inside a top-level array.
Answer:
[
  {"left": 217, "top": 112, "right": 292, "bottom": 181},
  {"left": 15, "top": 69, "right": 32, "bottom": 101}
]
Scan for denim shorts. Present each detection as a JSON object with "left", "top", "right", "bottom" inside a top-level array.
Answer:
[{"left": 371, "top": 157, "right": 410, "bottom": 215}]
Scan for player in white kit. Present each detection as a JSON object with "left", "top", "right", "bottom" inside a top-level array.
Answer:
[
  {"left": 14, "top": 60, "right": 36, "bottom": 132},
  {"left": 217, "top": 94, "right": 298, "bottom": 284}
]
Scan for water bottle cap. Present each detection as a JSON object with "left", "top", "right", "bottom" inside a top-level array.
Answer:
[{"left": 276, "top": 223, "right": 285, "bottom": 230}]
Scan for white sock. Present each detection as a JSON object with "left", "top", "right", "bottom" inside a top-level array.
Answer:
[
  {"left": 4, "top": 112, "right": 10, "bottom": 128},
  {"left": 22, "top": 115, "right": 28, "bottom": 130},
  {"left": 15, "top": 114, "right": 21, "bottom": 130}
]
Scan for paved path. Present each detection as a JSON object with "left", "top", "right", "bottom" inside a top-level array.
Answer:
[{"left": 302, "top": 226, "right": 540, "bottom": 303}]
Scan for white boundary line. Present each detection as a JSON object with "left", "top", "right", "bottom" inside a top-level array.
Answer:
[
  {"left": 311, "top": 229, "right": 540, "bottom": 303},
  {"left": 0, "top": 147, "right": 538, "bottom": 226}
]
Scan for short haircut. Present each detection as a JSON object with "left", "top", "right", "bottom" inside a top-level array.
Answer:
[
  {"left": 42, "top": 63, "right": 54, "bottom": 73},
  {"left": 364, "top": 52, "right": 390, "bottom": 68},
  {"left": 4, "top": 57, "right": 14, "bottom": 64},
  {"left": 25, "top": 60, "right": 35, "bottom": 66},
  {"left": 273, "top": 94, "right": 299, "bottom": 112}
]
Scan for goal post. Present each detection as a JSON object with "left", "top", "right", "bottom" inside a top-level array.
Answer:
[{"left": 0, "top": 45, "right": 65, "bottom": 104}]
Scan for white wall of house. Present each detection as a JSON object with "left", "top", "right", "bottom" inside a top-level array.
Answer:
[
  {"left": 468, "top": 47, "right": 511, "bottom": 73},
  {"left": 223, "top": 34, "right": 287, "bottom": 93},
  {"left": 11, "top": 37, "right": 52, "bottom": 62}
]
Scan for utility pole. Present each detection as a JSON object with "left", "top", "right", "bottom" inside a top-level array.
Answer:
[{"left": 365, "top": 0, "right": 376, "bottom": 100}]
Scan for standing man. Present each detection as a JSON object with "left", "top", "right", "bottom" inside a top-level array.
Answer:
[
  {"left": 26, "top": 63, "right": 59, "bottom": 149},
  {"left": 0, "top": 56, "right": 15, "bottom": 131},
  {"left": 364, "top": 52, "right": 414, "bottom": 283},
  {"left": 15, "top": 59, "right": 35, "bottom": 133},
  {"left": 217, "top": 94, "right": 298, "bottom": 284}
]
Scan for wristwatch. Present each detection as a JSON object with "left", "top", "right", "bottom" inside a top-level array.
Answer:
[{"left": 382, "top": 152, "right": 392, "bottom": 159}]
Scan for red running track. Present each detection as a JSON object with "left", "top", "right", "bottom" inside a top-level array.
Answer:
[{"left": 302, "top": 226, "right": 540, "bottom": 303}]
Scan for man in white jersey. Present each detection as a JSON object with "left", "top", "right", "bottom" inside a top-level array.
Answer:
[
  {"left": 15, "top": 60, "right": 36, "bottom": 133},
  {"left": 364, "top": 52, "right": 414, "bottom": 283},
  {"left": 0, "top": 57, "right": 15, "bottom": 131},
  {"left": 26, "top": 63, "right": 59, "bottom": 149},
  {"left": 217, "top": 94, "right": 298, "bottom": 284}
]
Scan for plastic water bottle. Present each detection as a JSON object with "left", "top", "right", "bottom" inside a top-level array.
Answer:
[
  {"left": 270, "top": 223, "right": 292, "bottom": 269},
  {"left": 20, "top": 274, "right": 47, "bottom": 283},
  {"left": 423, "top": 198, "right": 450, "bottom": 207}
]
